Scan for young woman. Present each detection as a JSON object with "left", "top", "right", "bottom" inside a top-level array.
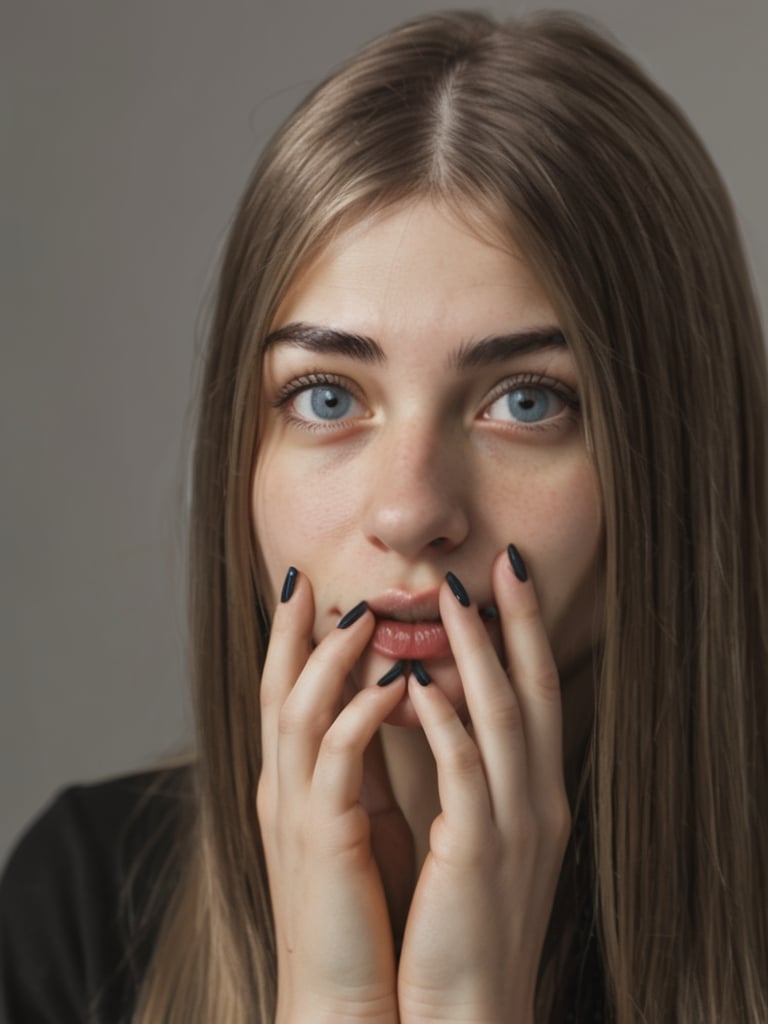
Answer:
[{"left": 2, "top": 10, "right": 766, "bottom": 1023}]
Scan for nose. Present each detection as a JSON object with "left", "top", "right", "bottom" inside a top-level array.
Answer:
[{"left": 362, "top": 422, "right": 470, "bottom": 558}]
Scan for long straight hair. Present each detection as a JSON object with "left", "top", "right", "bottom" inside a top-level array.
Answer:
[{"left": 135, "top": 12, "right": 768, "bottom": 1021}]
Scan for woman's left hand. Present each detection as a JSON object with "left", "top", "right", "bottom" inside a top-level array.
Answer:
[{"left": 396, "top": 547, "right": 572, "bottom": 1024}]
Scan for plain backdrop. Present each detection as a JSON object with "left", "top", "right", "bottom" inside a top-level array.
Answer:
[{"left": 2, "top": 0, "right": 766, "bottom": 865}]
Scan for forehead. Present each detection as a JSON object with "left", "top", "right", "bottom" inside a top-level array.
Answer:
[{"left": 271, "top": 199, "right": 557, "bottom": 343}]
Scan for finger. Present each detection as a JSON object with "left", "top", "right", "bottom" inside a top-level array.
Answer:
[
  {"left": 259, "top": 567, "right": 314, "bottom": 785},
  {"left": 311, "top": 677, "right": 406, "bottom": 817},
  {"left": 438, "top": 575, "right": 530, "bottom": 818},
  {"left": 493, "top": 545, "right": 566, "bottom": 804},
  {"left": 407, "top": 673, "right": 492, "bottom": 836},
  {"left": 277, "top": 601, "right": 376, "bottom": 788}
]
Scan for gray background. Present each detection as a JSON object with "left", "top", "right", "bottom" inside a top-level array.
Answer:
[{"left": 3, "top": 0, "right": 766, "bottom": 866}]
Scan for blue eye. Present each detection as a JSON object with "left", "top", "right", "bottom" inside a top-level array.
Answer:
[
  {"left": 509, "top": 386, "right": 560, "bottom": 423},
  {"left": 484, "top": 383, "right": 568, "bottom": 425},
  {"left": 292, "top": 383, "right": 359, "bottom": 422}
]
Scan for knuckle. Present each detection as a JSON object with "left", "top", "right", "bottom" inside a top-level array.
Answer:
[
  {"left": 429, "top": 816, "right": 471, "bottom": 864},
  {"left": 429, "top": 814, "right": 484, "bottom": 864},
  {"left": 318, "top": 725, "right": 354, "bottom": 760},
  {"left": 277, "top": 703, "right": 304, "bottom": 737},
  {"left": 445, "top": 736, "right": 483, "bottom": 777},
  {"left": 534, "top": 665, "right": 562, "bottom": 703},
  {"left": 484, "top": 692, "right": 525, "bottom": 734},
  {"left": 277, "top": 700, "right": 328, "bottom": 738}
]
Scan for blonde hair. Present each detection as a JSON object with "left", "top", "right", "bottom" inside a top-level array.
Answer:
[{"left": 134, "top": 11, "right": 768, "bottom": 1021}]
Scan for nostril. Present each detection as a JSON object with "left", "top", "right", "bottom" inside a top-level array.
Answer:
[{"left": 430, "top": 537, "right": 447, "bottom": 548}]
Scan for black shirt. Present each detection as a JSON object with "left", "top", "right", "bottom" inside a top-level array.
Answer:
[
  {"left": 1, "top": 770, "right": 606, "bottom": 1023},
  {"left": 0, "top": 769, "right": 187, "bottom": 1024}
]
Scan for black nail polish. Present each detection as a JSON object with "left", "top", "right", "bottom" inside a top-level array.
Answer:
[
  {"left": 280, "top": 566, "right": 298, "bottom": 603},
  {"left": 377, "top": 660, "right": 405, "bottom": 686},
  {"left": 445, "top": 571, "right": 470, "bottom": 607},
  {"left": 337, "top": 600, "right": 368, "bottom": 629},
  {"left": 412, "top": 660, "right": 431, "bottom": 686},
  {"left": 507, "top": 544, "right": 528, "bottom": 583}
]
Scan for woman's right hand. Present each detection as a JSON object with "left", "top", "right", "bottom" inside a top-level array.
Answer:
[{"left": 257, "top": 569, "right": 406, "bottom": 1024}]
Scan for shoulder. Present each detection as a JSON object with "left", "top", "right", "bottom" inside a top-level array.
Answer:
[{"left": 0, "top": 766, "right": 193, "bottom": 1024}]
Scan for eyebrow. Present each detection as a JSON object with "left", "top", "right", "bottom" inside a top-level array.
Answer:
[
  {"left": 451, "top": 328, "right": 566, "bottom": 369},
  {"left": 263, "top": 321, "right": 566, "bottom": 369},
  {"left": 264, "top": 323, "right": 385, "bottom": 363}
]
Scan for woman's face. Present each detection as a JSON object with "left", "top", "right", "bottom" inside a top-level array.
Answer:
[{"left": 252, "top": 199, "right": 602, "bottom": 726}]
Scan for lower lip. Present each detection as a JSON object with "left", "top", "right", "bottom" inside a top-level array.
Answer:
[{"left": 371, "top": 619, "right": 452, "bottom": 659}]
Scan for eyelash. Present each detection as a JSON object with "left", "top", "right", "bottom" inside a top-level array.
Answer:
[
  {"left": 481, "top": 372, "right": 581, "bottom": 431},
  {"left": 273, "top": 371, "right": 580, "bottom": 431},
  {"left": 273, "top": 372, "right": 364, "bottom": 430}
]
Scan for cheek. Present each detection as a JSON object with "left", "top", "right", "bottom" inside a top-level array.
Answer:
[
  {"left": 251, "top": 444, "right": 361, "bottom": 602},
  {"left": 521, "top": 466, "right": 603, "bottom": 661},
  {"left": 531, "top": 474, "right": 601, "bottom": 559},
  {"left": 484, "top": 448, "right": 601, "bottom": 556}
]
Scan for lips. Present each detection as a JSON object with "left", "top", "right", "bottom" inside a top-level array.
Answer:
[
  {"left": 366, "top": 590, "right": 446, "bottom": 658},
  {"left": 372, "top": 618, "right": 452, "bottom": 659},
  {"left": 364, "top": 589, "right": 497, "bottom": 660}
]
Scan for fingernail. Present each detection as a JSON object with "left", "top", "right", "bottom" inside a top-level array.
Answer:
[
  {"left": 337, "top": 600, "right": 368, "bottom": 629},
  {"left": 445, "top": 571, "right": 470, "bottom": 607},
  {"left": 507, "top": 544, "right": 528, "bottom": 582},
  {"left": 377, "top": 660, "right": 405, "bottom": 686},
  {"left": 280, "top": 566, "right": 298, "bottom": 603},
  {"left": 412, "top": 660, "right": 431, "bottom": 686}
]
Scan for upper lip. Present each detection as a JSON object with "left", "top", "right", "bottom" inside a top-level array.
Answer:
[
  {"left": 366, "top": 588, "right": 497, "bottom": 622},
  {"left": 367, "top": 589, "right": 442, "bottom": 622}
]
